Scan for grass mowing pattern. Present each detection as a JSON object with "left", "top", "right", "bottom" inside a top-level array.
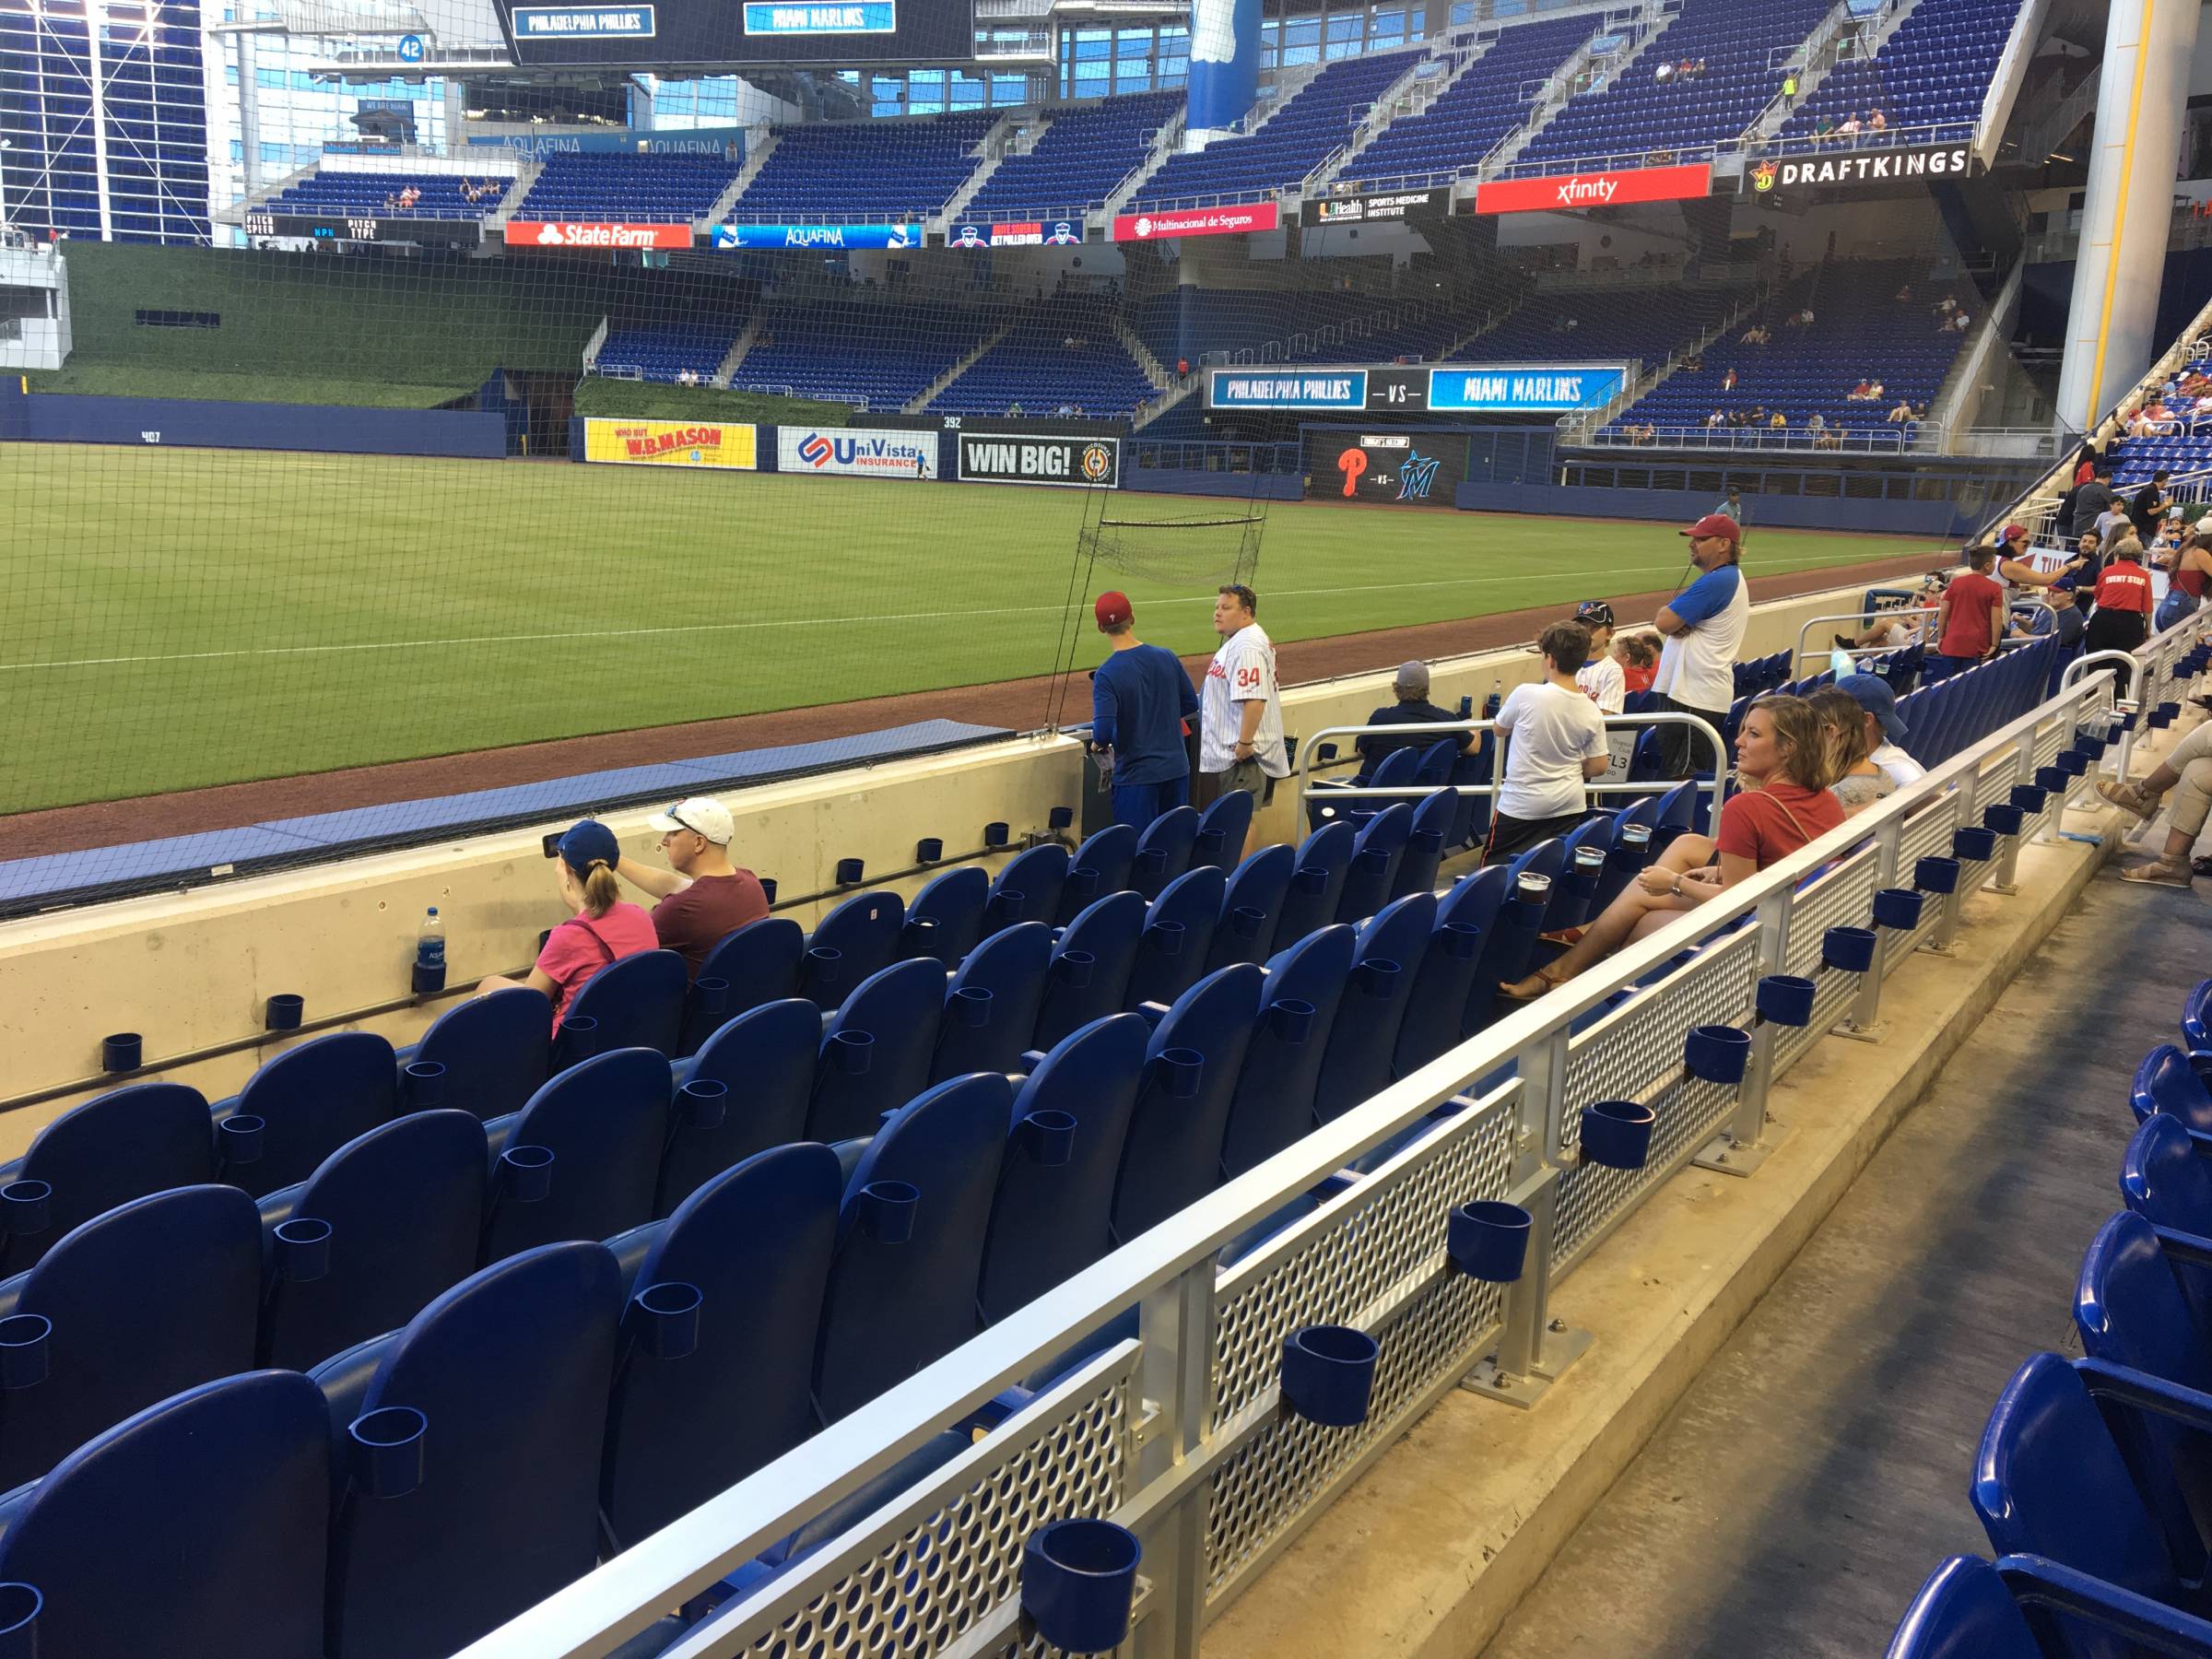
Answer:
[{"left": 3, "top": 442, "right": 1925, "bottom": 813}]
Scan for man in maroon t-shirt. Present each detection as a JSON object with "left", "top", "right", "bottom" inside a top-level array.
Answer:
[
  {"left": 613, "top": 795, "right": 771, "bottom": 976},
  {"left": 1929, "top": 544, "right": 2005, "bottom": 682}
]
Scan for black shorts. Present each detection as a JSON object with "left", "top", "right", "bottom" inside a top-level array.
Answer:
[{"left": 1483, "top": 808, "right": 1587, "bottom": 865}]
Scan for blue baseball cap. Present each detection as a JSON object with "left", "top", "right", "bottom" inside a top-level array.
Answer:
[
  {"left": 1836, "top": 673, "right": 1908, "bottom": 745},
  {"left": 555, "top": 818, "right": 621, "bottom": 877}
]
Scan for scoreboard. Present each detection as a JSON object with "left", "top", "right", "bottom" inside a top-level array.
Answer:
[
  {"left": 499, "top": 0, "right": 973, "bottom": 67},
  {"left": 1204, "top": 363, "right": 1630, "bottom": 416}
]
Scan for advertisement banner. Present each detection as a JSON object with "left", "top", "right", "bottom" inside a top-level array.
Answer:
[
  {"left": 1471, "top": 162, "right": 1712, "bottom": 216},
  {"left": 500, "top": 0, "right": 968, "bottom": 66},
  {"left": 512, "top": 4, "right": 654, "bottom": 39},
  {"left": 1747, "top": 144, "right": 1974, "bottom": 194},
  {"left": 710, "top": 222, "right": 919, "bottom": 250},
  {"left": 582, "top": 418, "right": 758, "bottom": 469},
  {"left": 948, "top": 220, "right": 1053, "bottom": 248},
  {"left": 778, "top": 427, "right": 935, "bottom": 478},
  {"left": 1300, "top": 187, "right": 1448, "bottom": 227},
  {"left": 1427, "top": 363, "right": 1629, "bottom": 413},
  {"left": 241, "top": 211, "right": 483, "bottom": 245},
  {"left": 1111, "top": 201, "right": 1280, "bottom": 242},
  {"left": 1303, "top": 430, "right": 1465, "bottom": 506},
  {"left": 1206, "top": 369, "right": 1371, "bottom": 411},
  {"left": 504, "top": 220, "right": 693, "bottom": 249},
  {"left": 958, "top": 432, "right": 1120, "bottom": 488}
]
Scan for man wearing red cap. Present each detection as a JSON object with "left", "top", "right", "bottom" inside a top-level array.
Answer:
[
  {"left": 1089, "top": 591, "right": 1200, "bottom": 828},
  {"left": 1651, "top": 513, "right": 1749, "bottom": 778}
]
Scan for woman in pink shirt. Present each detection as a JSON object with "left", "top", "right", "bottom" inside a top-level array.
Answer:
[{"left": 478, "top": 818, "right": 659, "bottom": 1033}]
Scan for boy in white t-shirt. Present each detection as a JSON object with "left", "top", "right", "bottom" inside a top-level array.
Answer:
[
  {"left": 1571, "top": 600, "right": 1634, "bottom": 787},
  {"left": 1485, "top": 620, "right": 1609, "bottom": 865}
]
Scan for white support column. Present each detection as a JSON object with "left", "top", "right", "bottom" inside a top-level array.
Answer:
[
  {"left": 2054, "top": 0, "right": 2203, "bottom": 434},
  {"left": 85, "top": 0, "right": 114, "bottom": 240}
]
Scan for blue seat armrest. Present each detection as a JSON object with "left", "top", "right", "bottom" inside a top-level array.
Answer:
[
  {"left": 2076, "top": 1355, "right": 2212, "bottom": 1430},
  {"left": 257, "top": 1180, "right": 308, "bottom": 1231},
  {"left": 480, "top": 1110, "right": 519, "bottom": 1159},
  {"left": 1135, "top": 1000, "right": 1171, "bottom": 1029},
  {"left": 604, "top": 1220, "right": 664, "bottom": 1293},
  {"left": 0, "top": 1271, "right": 26, "bottom": 1321},
  {"left": 308, "top": 1330, "right": 399, "bottom": 1442},
  {"left": 961, "top": 1386, "right": 1035, "bottom": 1432},
  {"left": 0, "top": 1159, "right": 24, "bottom": 1189},
  {"left": 669, "top": 1054, "right": 699, "bottom": 1089},
  {"left": 1996, "top": 1552, "right": 2212, "bottom": 1650},
  {"left": 392, "top": 1041, "right": 420, "bottom": 1070},
  {"left": 209, "top": 1094, "right": 244, "bottom": 1124}
]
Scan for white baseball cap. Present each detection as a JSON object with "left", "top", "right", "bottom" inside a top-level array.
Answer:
[{"left": 647, "top": 796, "right": 734, "bottom": 845}]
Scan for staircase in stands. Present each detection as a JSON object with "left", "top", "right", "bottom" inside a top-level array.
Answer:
[{"left": 939, "top": 112, "right": 1042, "bottom": 223}]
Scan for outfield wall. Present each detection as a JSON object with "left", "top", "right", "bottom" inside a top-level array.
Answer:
[
  {"left": 0, "top": 580, "right": 1892, "bottom": 1150},
  {"left": 0, "top": 386, "right": 506, "bottom": 458}
]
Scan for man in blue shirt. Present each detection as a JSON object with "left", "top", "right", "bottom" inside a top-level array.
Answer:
[{"left": 1090, "top": 591, "right": 1201, "bottom": 827}]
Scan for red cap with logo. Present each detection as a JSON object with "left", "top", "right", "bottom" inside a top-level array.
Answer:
[
  {"left": 1095, "top": 591, "right": 1134, "bottom": 629},
  {"left": 1680, "top": 513, "right": 1741, "bottom": 541}
]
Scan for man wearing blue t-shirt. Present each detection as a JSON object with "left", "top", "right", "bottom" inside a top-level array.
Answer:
[
  {"left": 1652, "top": 512, "right": 1750, "bottom": 779},
  {"left": 1090, "top": 591, "right": 1201, "bottom": 827}
]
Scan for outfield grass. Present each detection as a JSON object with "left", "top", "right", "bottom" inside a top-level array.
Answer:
[{"left": 2, "top": 443, "right": 1928, "bottom": 813}]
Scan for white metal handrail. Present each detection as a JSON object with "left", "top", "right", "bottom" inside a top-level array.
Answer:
[
  {"left": 1794, "top": 605, "right": 1938, "bottom": 667},
  {"left": 451, "top": 608, "right": 2212, "bottom": 1659}
]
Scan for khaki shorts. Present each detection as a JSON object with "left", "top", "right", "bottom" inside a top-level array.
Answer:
[{"left": 1199, "top": 759, "right": 1274, "bottom": 806}]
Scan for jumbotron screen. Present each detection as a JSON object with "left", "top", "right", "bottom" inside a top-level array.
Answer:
[{"left": 498, "top": 0, "right": 974, "bottom": 68}]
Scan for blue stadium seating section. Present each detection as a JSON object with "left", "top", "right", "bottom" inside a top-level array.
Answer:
[
  {"left": 1133, "top": 50, "right": 1423, "bottom": 209},
  {"left": 1455, "top": 281, "right": 1750, "bottom": 368},
  {"left": 517, "top": 153, "right": 741, "bottom": 224},
  {"left": 1776, "top": 0, "right": 2021, "bottom": 148},
  {"left": 263, "top": 170, "right": 511, "bottom": 221},
  {"left": 733, "top": 298, "right": 989, "bottom": 408},
  {"left": 932, "top": 294, "right": 1157, "bottom": 418},
  {"left": 594, "top": 325, "right": 738, "bottom": 384},
  {"left": 729, "top": 111, "right": 998, "bottom": 223},
  {"left": 1127, "top": 287, "right": 1465, "bottom": 371},
  {"left": 964, "top": 90, "right": 1182, "bottom": 220},
  {"left": 1606, "top": 259, "right": 1968, "bottom": 437},
  {"left": 1514, "top": 0, "right": 1834, "bottom": 170},
  {"left": 1338, "top": 15, "right": 1594, "bottom": 186}
]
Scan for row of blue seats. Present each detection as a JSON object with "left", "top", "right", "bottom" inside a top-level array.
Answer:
[{"left": 1888, "top": 981, "right": 2212, "bottom": 1654}]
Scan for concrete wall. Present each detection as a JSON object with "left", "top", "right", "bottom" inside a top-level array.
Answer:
[{"left": 0, "top": 581, "right": 1889, "bottom": 1155}]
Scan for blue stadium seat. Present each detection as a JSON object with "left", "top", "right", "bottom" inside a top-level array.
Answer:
[
  {"left": 1544, "top": 814, "right": 1619, "bottom": 935},
  {"left": 808, "top": 958, "right": 949, "bottom": 1143},
  {"left": 908, "top": 866, "right": 988, "bottom": 967},
  {"left": 685, "top": 917, "right": 806, "bottom": 1046},
  {"left": 1316, "top": 745, "right": 1416, "bottom": 830},
  {"left": 1885, "top": 1553, "right": 2212, "bottom": 1659},
  {"left": 1274, "top": 821, "right": 1356, "bottom": 947},
  {"left": 399, "top": 986, "right": 552, "bottom": 1122},
  {"left": 1314, "top": 891, "right": 1438, "bottom": 1121},
  {"left": 1035, "top": 890, "right": 1147, "bottom": 1048},
  {"left": 1112, "top": 964, "right": 1264, "bottom": 1241},
  {"left": 1210, "top": 841, "right": 1295, "bottom": 971},
  {"left": 480, "top": 1048, "right": 672, "bottom": 1263},
  {"left": 214, "top": 1030, "right": 400, "bottom": 1199},
  {"left": 934, "top": 921, "right": 1053, "bottom": 1081},
  {"left": 1059, "top": 823, "right": 1139, "bottom": 924},
  {"left": 0, "top": 1082, "right": 216, "bottom": 1275},
  {"left": 2183, "top": 979, "right": 2212, "bottom": 1051},
  {"left": 1395, "top": 888, "right": 1489, "bottom": 1077},
  {"left": 806, "top": 892, "right": 909, "bottom": 1010},
  {"left": 1194, "top": 789, "right": 1254, "bottom": 870},
  {"left": 1133, "top": 806, "right": 1202, "bottom": 903},
  {"left": 314, "top": 1241, "right": 623, "bottom": 1659},
  {"left": 561, "top": 948, "right": 688, "bottom": 1065},
  {"left": 2123, "top": 1112, "right": 2212, "bottom": 1236},
  {"left": 1389, "top": 788, "right": 1456, "bottom": 903},
  {"left": 813, "top": 1073, "right": 1010, "bottom": 1421},
  {"left": 257, "top": 1109, "right": 488, "bottom": 1372},
  {"left": 1127, "top": 864, "right": 1228, "bottom": 1009},
  {"left": 989, "top": 844, "right": 1072, "bottom": 934},
  {"left": 1426, "top": 865, "right": 1512, "bottom": 1044},
  {"left": 977, "top": 1013, "right": 1149, "bottom": 1324},
  {"left": 1337, "top": 803, "right": 1415, "bottom": 924},
  {"left": 2134, "top": 1045, "right": 2212, "bottom": 1133},
  {"left": 0, "top": 1370, "right": 334, "bottom": 1659},
  {"left": 1222, "top": 924, "right": 1359, "bottom": 1178},
  {"left": 0, "top": 1184, "right": 263, "bottom": 1491},
  {"left": 599, "top": 1144, "right": 841, "bottom": 1549},
  {"left": 662, "top": 998, "right": 819, "bottom": 1215}
]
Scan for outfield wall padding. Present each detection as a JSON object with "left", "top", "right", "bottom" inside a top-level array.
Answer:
[
  {"left": 0, "top": 389, "right": 506, "bottom": 458},
  {"left": 1453, "top": 480, "right": 1963, "bottom": 537}
]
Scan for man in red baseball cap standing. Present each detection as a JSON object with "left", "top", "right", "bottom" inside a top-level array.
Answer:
[
  {"left": 1090, "top": 590, "right": 1201, "bottom": 828},
  {"left": 1651, "top": 512, "right": 1749, "bottom": 779}
]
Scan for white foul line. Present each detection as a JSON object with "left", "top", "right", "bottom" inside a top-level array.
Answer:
[{"left": 0, "top": 549, "right": 1911, "bottom": 674}]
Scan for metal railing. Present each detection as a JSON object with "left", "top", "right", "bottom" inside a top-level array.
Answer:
[
  {"left": 1794, "top": 606, "right": 1938, "bottom": 669},
  {"left": 453, "top": 603, "right": 2212, "bottom": 1659},
  {"left": 1582, "top": 422, "right": 1934, "bottom": 453},
  {"left": 1741, "top": 117, "right": 1979, "bottom": 163}
]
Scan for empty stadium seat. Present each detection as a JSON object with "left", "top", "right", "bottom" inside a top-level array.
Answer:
[
  {"left": 2122, "top": 1112, "right": 2212, "bottom": 1236},
  {"left": 806, "top": 892, "right": 909, "bottom": 1011},
  {"left": 686, "top": 917, "right": 806, "bottom": 1049},
  {"left": 480, "top": 1048, "right": 671, "bottom": 1263},
  {"left": 908, "top": 865, "right": 989, "bottom": 965},
  {"left": 1885, "top": 1553, "right": 2212, "bottom": 1659},
  {"left": 561, "top": 948, "right": 688, "bottom": 1064},
  {"left": 1194, "top": 788, "right": 1255, "bottom": 870},
  {"left": 1314, "top": 890, "right": 1438, "bottom": 1120},
  {"left": 0, "top": 1081, "right": 218, "bottom": 1275},
  {"left": 213, "top": 1030, "right": 401, "bottom": 1199},
  {"left": 1273, "top": 821, "right": 1356, "bottom": 946},
  {"left": 1337, "top": 15, "right": 1592, "bottom": 186},
  {"left": 1060, "top": 823, "right": 1139, "bottom": 924},
  {"left": 399, "top": 986, "right": 552, "bottom": 1123},
  {"left": 934, "top": 921, "right": 1053, "bottom": 1081},
  {"left": 809, "top": 959, "right": 948, "bottom": 1143},
  {"left": 1036, "top": 889, "right": 1148, "bottom": 1048},
  {"left": 1112, "top": 964, "right": 1265, "bottom": 1240},
  {"left": 963, "top": 90, "right": 1181, "bottom": 219},
  {"left": 1336, "top": 802, "right": 1414, "bottom": 924},
  {"left": 1221, "top": 923, "right": 1359, "bottom": 1177},
  {"left": 1126, "top": 863, "right": 1228, "bottom": 1009},
  {"left": 989, "top": 843, "right": 1071, "bottom": 934},
  {"left": 663, "top": 998, "right": 819, "bottom": 1213},
  {"left": 1210, "top": 841, "right": 1296, "bottom": 970}
]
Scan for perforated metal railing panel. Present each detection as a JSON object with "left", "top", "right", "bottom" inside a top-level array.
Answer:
[
  {"left": 1560, "top": 929, "right": 1759, "bottom": 1130},
  {"left": 706, "top": 1346, "right": 1137, "bottom": 1659},
  {"left": 1781, "top": 847, "right": 1881, "bottom": 984},
  {"left": 1900, "top": 790, "right": 1961, "bottom": 876},
  {"left": 1210, "top": 1088, "right": 1521, "bottom": 1424}
]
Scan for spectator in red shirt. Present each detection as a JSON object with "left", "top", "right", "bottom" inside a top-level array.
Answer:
[
  {"left": 477, "top": 819, "right": 660, "bottom": 1033},
  {"left": 1616, "top": 632, "right": 1660, "bottom": 693},
  {"left": 1927, "top": 544, "right": 2006, "bottom": 681},
  {"left": 1501, "top": 696, "right": 1841, "bottom": 999},
  {"left": 2085, "top": 537, "right": 2154, "bottom": 654},
  {"left": 614, "top": 795, "right": 771, "bottom": 977}
]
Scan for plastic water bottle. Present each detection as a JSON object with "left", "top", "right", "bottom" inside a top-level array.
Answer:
[
  {"left": 413, "top": 907, "right": 446, "bottom": 995},
  {"left": 1484, "top": 677, "right": 1504, "bottom": 720}
]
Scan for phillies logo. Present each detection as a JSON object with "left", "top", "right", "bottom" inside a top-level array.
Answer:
[
  {"left": 798, "top": 433, "right": 834, "bottom": 468},
  {"left": 1751, "top": 159, "right": 1778, "bottom": 194},
  {"left": 1336, "top": 447, "right": 1368, "bottom": 497}
]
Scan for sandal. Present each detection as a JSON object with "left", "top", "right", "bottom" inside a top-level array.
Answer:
[
  {"left": 2120, "top": 859, "right": 2194, "bottom": 888},
  {"left": 1498, "top": 964, "right": 1569, "bottom": 1003},
  {"left": 2097, "top": 780, "right": 2158, "bottom": 823}
]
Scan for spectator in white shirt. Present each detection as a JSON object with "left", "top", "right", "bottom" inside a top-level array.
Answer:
[
  {"left": 1484, "top": 622, "right": 1609, "bottom": 865},
  {"left": 1834, "top": 673, "right": 1924, "bottom": 790}
]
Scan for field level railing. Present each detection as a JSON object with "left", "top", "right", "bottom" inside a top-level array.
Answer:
[{"left": 453, "top": 603, "right": 2210, "bottom": 1659}]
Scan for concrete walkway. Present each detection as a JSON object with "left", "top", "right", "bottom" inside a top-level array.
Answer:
[{"left": 1477, "top": 870, "right": 2212, "bottom": 1659}]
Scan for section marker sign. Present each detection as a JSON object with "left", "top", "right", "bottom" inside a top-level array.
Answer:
[{"left": 958, "top": 432, "right": 1120, "bottom": 488}]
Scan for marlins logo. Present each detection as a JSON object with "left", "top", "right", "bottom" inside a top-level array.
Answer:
[
  {"left": 1751, "top": 159, "right": 1778, "bottom": 194},
  {"left": 1080, "top": 443, "right": 1113, "bottom": 482},
  {"left": 1397, "top": 451, "right": 1441, "bottom": 502}
]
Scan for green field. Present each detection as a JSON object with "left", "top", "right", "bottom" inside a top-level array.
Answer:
[{"left": 3, "top": 443, "right": 1927, "bottom": 814}]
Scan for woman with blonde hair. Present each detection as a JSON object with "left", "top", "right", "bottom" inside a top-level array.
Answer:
[
  {"left": 1808, "top": 685, "right": 1896, "bottom": 816},
  {"left": 477, "top": 818, "right": 658, "bottom": 1033},
  {"left": 1501, "top": 696, "right": 1843, "bottom": 999}
]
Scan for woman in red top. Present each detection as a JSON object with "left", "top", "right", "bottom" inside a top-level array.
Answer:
[
  {"left": 1502, "top": 697, "right": 1844, "bottom": 999},
  {"left": 2157, "top": 527, "right": 2212, "bottom": 631},
  {"left": 2085, "top": 537, "right": 2154, "bottom": 654},
  {"left": 477, "top": 818, "right": 660, "bottom": 1033}
]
